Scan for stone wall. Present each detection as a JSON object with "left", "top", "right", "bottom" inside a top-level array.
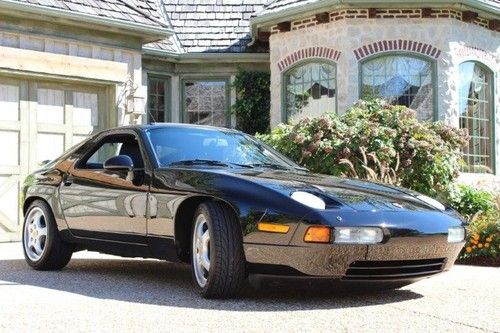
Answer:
[{"left": 269, "top": 17, "right": 500, "bottom": 176}]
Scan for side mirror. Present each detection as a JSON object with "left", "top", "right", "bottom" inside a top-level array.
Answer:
[{"left": 104, "top": 155, "right": 134, "bottom": 171}]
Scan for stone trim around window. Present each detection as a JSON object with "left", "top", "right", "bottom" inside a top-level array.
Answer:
[
  {"left": 277, "top": 47, "right": 341, "bottom": 72},
  {"left": 353, "top": 40, "right": 442, "bottom": 61}
]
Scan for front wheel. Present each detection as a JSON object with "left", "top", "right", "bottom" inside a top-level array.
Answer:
[
  {"left": 191, "top": 201, "right": 246, "bottom": 298},
  {"left": 22, "top": 200, "right": 73, "bottom": 270}
]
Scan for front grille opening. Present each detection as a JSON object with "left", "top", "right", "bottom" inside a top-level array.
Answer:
[{"left": 343, "top": 258, "right": 446, "bottom": 280}]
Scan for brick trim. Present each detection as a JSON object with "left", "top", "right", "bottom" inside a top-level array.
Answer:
[
  {"left": 353, "top": 40, "right": 442, "bottom": 60},
  {"left": 454, "top": 45, "right": 497, "bottom": 70},
  {"left": 271, "top": 7, "right": 496, "bottom": 34},
  {"left": 278, "top": 47, "right": 341, "bottom": 72}
]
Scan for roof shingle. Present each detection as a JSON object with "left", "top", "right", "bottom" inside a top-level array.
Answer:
[
  {"left": 11, "top": 0, "right": 166, "bottom": 27},
  {"left": 150, "top": 0, "right": 268, "bottom": 53}
]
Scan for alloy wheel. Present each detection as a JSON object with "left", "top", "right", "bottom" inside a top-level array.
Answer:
[
  {"left": 23, "top": 207, "right": 48, "bottom": 261},
  {"left": 192, "top": 213, "right": 211, "bottom": 288}
]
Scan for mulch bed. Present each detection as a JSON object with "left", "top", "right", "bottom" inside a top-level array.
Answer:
[{"left": 456, "top": 257, "right": 500, "bottom": 267}]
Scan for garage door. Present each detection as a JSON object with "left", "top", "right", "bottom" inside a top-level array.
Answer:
[{"left": 0, "top": 77, "right": 107, "bottom": 241}]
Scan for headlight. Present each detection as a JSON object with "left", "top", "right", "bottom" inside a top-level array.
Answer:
[
  {"left": 290, "top": 191, "right": 326, "bottom": 210},
  {"left": 333, "top": 227, "right": 384, "bottom": 244},
  {"left": 448, "top": 227, "right": 465, "bottom": 243},
  {"left": 416, "top": 195, "right": 446, "bottom": 211}
]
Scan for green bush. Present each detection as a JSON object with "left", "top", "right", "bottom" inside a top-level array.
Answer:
[
  {"left": 443, "top": 184, "right": 496, "bottom": 221},
  {"left": 258, "top": 99, "right": 469, "bottom": 196},
  {"left": 232, "top": 68, "right": 270, "bottom": 135}
]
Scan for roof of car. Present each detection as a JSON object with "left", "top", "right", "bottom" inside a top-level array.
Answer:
[{"left": 105, "top": 123, "right": 240, "bottom": 133}]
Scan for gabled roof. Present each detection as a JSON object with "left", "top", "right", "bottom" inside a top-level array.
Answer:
[
  {"left": 148, "top": 0, "right": 268, "bottom": 54},
  {"left": 0, "top": 0, "right": 172, "bottom": 42},
  {"left": 9, "top": 0, "right": 164, "bottom": 26}
]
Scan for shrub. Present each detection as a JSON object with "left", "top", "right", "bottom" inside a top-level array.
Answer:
[
  {"left": 443, "top": 184, "right": 496, "bottom": 221},
  {"left": 258, "top": 99, "right": 469, "bottom": 196},
  {"left": 459, "top": 210, "right": 499, "bottom": 260},
  {"left": 232, "top": 68, "right": 270, "bottom": 135}
]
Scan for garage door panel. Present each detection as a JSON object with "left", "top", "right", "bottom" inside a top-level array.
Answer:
[
  {"left": 37, "top": 133, "right": 65, "bottom": 164},
  {"left": 0, "top": 83, "right": 20, "bottom": 121},
  {"left": 0, "top": 130, "right": 19, "bottom": 166},
  {"left": 73, "top": 91, "right": 98, "bottom": 127},
  {"left": 37, "top": 88, "right": 65, "bottom": 125},
  {"left": 0, "top": 175, "right": 19, "bottom": 228}
]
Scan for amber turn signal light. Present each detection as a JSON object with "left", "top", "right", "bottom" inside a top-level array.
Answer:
[
  {"left": 304, "top": 226, "right": 331, "bottom": 243},
  {"left": 257, "top": 222, "right": 290, "bottom": 234}
]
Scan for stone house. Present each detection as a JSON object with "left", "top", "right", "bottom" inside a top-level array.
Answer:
[{"left": 0, "top": 0, "right": 498, "bottom": 240}]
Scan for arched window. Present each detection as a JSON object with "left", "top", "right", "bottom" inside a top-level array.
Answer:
[
  {"left": 459, "top": 62, "right": 494, "bottom": 174},
  {"left": 361, "top": 54, "right": 435, "bottom": 121},
  {"left": 284, "top": 61, "right": 336, "bottom": 122}
]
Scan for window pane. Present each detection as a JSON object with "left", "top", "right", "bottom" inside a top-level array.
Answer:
[
  {"left": 285, "top": 62, "right": 336, "bottom": 122},
  {"left": 459, "top": 62, "right": 493, "bottom": 174},
  {"left": 184, "top": 81, "right": 227, "bottom": 127},
  {"left": 148, "top": 77, "right": 168, "bottom": 123},
  {"left": 361, "top": 55, "right": 434, "bottom": 121}
]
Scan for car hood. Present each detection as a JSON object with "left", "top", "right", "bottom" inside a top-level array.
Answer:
[{"left": 161, "top": 167, "right": 445, "bottom": 212}]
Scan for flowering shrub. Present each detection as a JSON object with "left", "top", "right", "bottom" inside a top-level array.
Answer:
[
  {"left": 443, "top": 184, "right": 496, "bottom": 221},
  {"left": 460, "top": 210, "right": 499, "bottom": 260},
  {"left": 258, "top": 99, "right": 469, "bottom": 196}
]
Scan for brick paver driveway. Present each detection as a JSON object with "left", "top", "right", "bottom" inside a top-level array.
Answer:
[{"left": 0, "top": 242, "right": 498, "bottom": 333}]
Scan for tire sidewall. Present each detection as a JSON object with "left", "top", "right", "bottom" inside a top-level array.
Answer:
[{"left": 22, "top": 201, "right": 56, "bottom": 269}]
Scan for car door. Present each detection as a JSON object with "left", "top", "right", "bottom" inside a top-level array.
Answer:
[{"left": 59, "top": 131, "right": 150, "bottom": 243}]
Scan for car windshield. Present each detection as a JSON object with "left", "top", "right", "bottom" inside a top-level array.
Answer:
[{"left": 145, "top": 126, "right": 305, "bottom": 170}]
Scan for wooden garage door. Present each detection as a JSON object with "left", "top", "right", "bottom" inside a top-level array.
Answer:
[{"left": 0, "top": 77, "right": 107, "bottom": 241}]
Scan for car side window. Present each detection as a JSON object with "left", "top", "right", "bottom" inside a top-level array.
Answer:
[
  {"left": 85, "top": 142, "right": 122, "bottom": 169},
  {"left": 78, "top": 134, "right": 145, "bottom": 170}
]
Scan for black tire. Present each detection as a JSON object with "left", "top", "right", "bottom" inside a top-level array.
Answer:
[
  {"left": 22, "top": 200, "right": 73, "bottom": 270},
  {"left": 191, "top": 201, "right": 246, "bottom": 298}
]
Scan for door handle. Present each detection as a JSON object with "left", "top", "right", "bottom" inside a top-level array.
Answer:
[{"left": 63, "top": 174, "right": 74, "bottom": 186}]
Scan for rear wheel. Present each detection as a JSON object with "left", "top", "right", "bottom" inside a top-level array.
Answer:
[
  {"left": 22, "top": 200, "right": 73, "bottom": 270},
  {"left": 191, "top": 201, "right": 246, "bottom": 298}
]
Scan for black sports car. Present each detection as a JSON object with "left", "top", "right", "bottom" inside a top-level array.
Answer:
[{"left": 22, "top": 124, "right": 466, "bottom": 298}]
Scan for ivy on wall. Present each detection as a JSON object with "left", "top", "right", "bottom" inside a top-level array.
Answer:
[{"left": 232, "top": 68, "right": 270, "bottom": 135}]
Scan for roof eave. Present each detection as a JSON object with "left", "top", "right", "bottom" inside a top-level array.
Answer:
[
  {"left": 0, "top": 0, "right": 174, "bottom": 43},
  {"left": 250, "top": 0, "right": 500, "bottom": 36},
  {"left": 143, "top": 47, "right": 270, "bottom": 63}
]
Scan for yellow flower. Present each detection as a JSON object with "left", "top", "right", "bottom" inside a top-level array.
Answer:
[
  {"left": 478, "top": 243, "right": 483, "bottom": 248},
  {"left": 486, "top": 237, "right": 492, "bottom": 242},
  {"left": 472, "top": 240, "right": 478, "bottom": 245},
  {"left": 473, "top": 234, "right": 480, "bottom": 241},
  {"left": 466, "top": 247, "right": 472, "bottom": 253},
  {"left": 485, "top": 243, "right": 490, "bottom": 248}
]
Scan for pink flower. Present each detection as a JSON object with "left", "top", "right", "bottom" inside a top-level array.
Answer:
[
  {"left": 324, "top": 145, "right": 333, "bottom": 154},
  {"left": 313, "top": 131, "right": 324, "bottom": 141},
  {"left": 293, "top": 134, "right": 305, "bottom": 144}
]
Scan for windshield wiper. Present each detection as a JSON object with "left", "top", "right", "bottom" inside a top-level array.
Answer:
[
  {"left": 169, "top": 159, "right": 229, "bottom": 167},
  {"left": 169, "top": 159, "right": 253, "bottom": 168},
  {"left": 247, "top": 163, "right": 290, "bottom": 170}
]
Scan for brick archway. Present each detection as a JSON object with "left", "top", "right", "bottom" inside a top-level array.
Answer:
[
  {"left": 277, "top": 47, "right": 341, "bottom": 72},
  {"left": 353, "top": 40, "right": 442, "bottom": 60}
]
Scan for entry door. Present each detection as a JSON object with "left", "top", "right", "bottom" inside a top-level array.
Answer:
[{"left": 0, "top": 77, "right": 107, "bottom": 241}]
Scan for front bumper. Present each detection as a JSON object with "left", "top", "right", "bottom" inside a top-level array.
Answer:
[
  {"left": 244, "top": 209, "right": 465, "bottom": 280},
  {"left": 244, "top": 238, "right": 463, "bottom": 279}
]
